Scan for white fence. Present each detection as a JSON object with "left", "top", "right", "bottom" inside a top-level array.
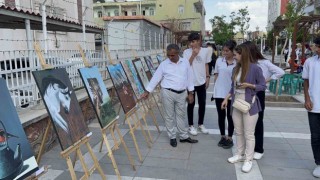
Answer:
[{"left": 0, "top": 48, "right": 165, "bottom": 109}]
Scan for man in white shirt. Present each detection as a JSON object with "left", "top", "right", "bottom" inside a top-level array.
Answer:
[
  {"left": 141, "top": 44, "right": 198, "bottom": 147},
  {"left": 302, "top": 37, "right": 320, "bottom": 178},
  {"left": 183, "top": 33, "right": 210, "bottom": 135}
]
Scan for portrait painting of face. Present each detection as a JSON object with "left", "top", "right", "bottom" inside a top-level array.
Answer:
[
  {"left": 121, "top": 60, "right": 145, "bottom": 99},
  {"left": 32, "top": 68, "right": 90, "bottom": 150},
  {"left": 107, "top": 64, "right": 136, "bottom": 113},
  {"left": 132, "top": 58, "right": 150, "bottom": 90},
  {"left": 0, "top": 78, "right": 39, "bottom": 180},
  {"left": 79, "top": 66, "right": 117, "bottom": 128}
]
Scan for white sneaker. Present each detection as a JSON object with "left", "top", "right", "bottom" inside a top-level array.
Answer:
[
  {"left": 228, "top": 155, "right": 245, "bottom": 164},
  {"left": 198, "top": 125, "right": 209, "bottom": 134},
  {"left": 253, "top": 152, "right": 264, "bottom": 160},
  {"left": 242, "top": 161, "right": 253, "bottom": 173},
  {"left": 188, "top": 126, "right": 198, "bottom": 136},
  {"left": 313, "top": 165, "right": 320, "bottom": 178}
]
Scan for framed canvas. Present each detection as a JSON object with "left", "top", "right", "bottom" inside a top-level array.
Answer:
[
  {"left": 107, "top": 64, "right": 136, "bottom": 113},
  {"left": 79, "top": 66, "right": 117, "bottom": 128},
  {"left": 0, "top": 78, "right": 39, "bottom": 180},
  {"left": 121, "top": 60, "right": 145, "bottom": 99},
  {"left": 156, "top": 54, "right": 164, "bottom": 64},
  {"left": 132, "top": 58, "right": 150, "bottom": 91},
  {"left": 143, "top": 56, "right": 156, "bottom": 75},
  {"left": 32, "top": 68, "right": 90, "bottom": 150}
]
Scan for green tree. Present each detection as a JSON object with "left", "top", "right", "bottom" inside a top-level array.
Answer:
[
  {"left": 233, "top": 7, "right": 250, "bottom": 39},
  {"left": 209, "top": 15, "right": 235, "bottom": 45}
]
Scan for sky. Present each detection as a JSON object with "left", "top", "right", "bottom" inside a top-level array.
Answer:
[{"left": 204, "top": 0, "right": 268, "bottom": 32}]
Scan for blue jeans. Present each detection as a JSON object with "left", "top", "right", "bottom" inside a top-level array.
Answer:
[{"left": 308, "top": 112, "right": 320, "bottom": 165}]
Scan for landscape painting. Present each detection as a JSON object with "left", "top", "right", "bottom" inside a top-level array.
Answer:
[
  {"left": 107, "top": 64, "right": 136, "bottom": 113},
  {"left": 144, "top": 56, "right": 156, "bottom": 75},
  {"left": 79, "top": 66, "right": 117, "bottom": 128},
  {"left": 32, "top": 68, "right": 90, "bottom": 150},
  {"left": 132, "top": 58, "right": 150, "bottom": 90},
  {"left": 0, "top": 78, "right": 39, "bottom": 180},
  {"left": 121, "top": 60, "right": 145, "bottom": 99}
]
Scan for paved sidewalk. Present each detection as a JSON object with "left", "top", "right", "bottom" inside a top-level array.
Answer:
[{"left": 37, "top": 83, "right": 317, "bottom": 180}]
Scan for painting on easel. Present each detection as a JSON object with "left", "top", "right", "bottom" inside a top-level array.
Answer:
[
  {"left": 0, "top": 78, "right": 39, "bottom": 180},
  {"left": 32, "top": 68, "right": 90, "bottom": 150},
  {"left": 79, "top": 66, "right": 117, "bottom": 128},
  {"left": 121, "top": 60, "right": 145, "bottom": 99},
  {"left": 156, "top": 54, "right": 164, "bottom": 64},
  {"left": 143, "top": 56, "right": 156, "bottom": 75},
  {"left": 132, "top": 58, "right": 150, "bottom": 91},
  {"left": 107, "top": 64, "right": 136, "bottom": 113}
]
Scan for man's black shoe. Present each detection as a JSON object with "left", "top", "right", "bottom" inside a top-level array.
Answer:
[
  {"left": 180, "top": 137, "right": 198, "bottom": 143},
  {"left": 222, "top": 139, "right": 234, "bottom": 149},
  {"left": 170, "top": 139, "right": 177, "bottom": 147},
  {"left": 218, "top": 137, "right": 227, "bottom": 147}
]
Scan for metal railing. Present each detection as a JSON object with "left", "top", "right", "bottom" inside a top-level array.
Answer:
[{"left": 0, "top": 48, "right": 165, "bottom": 109}]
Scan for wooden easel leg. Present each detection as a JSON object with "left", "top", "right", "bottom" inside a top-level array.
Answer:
[
  {"left": 65, "top": 156, "right": 77, "bottom": 180},
  {"left": 136, "top": 112, "right": 153, "bottom": 144},
  {"left": 37, "top": 119, "right": 52, "bottom": 163},
  {"left": 85, "top": 142, "right": 106, "bottom": 180},
  {"left": 115, "top": 124, "right": 136, "bottom": 170},
  {"left": 72, "top": 153, "right": 78, "bottom": 167},
  {"left": 110, "top": 124, "right": 119, "bottom": 149},
  {"left": 102, "top": 133, "right": 121, "bottom": 179},
  {"left": 149, "top": 108, "right": 161, "bottom": 133},
  {"left": 76, "top": 149, "right": 89, "bottom": 179},
  {"left": 139, "top": 121, "right": 152, "bottom": 148},
  {"left": 127, "top": 117, "right": 143, "bottom": 162},
  {"left": 99, "top": 139, "right": 104, "bottom": 152}
]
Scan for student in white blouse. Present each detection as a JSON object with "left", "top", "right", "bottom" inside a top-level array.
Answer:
[
  {"left": 213, "top": 40, "right": 237, "bottom": 149},
  {"left": 244, "top": 41, "right": 285, "bottom": 160}
]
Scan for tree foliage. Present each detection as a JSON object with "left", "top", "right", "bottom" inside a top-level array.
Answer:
[{"left": 209, "top": 7, "right": 250, "bottom": 44}]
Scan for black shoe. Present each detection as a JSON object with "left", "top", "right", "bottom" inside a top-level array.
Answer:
[
  {"left": 218, "top": 137, "right": 227, "bottom": 147},
  {"left": 180, "top": 137, "right": 198, "bottom": 143},
  {"left": 170, "top": 139, "right": 177, "bottom": 147},
  {"left": 222, "top": 139, "right": 234, "bottom": 149}
]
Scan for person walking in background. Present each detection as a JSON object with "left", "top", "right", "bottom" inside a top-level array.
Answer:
[
  {"left": 183, "top": 33, "right": 211, "bottom": 135},
  {"left": 244, "top": 41, "right": 285, "bottom": 160},
  {"left": 207, "top": 42, "right": 218, "bottom": 75},
  {"left": 221, "top": 44, "right": 266, "bottom": 173},
  {"left": 141, "top": 44, "right": 198, "bottom": 147},
  {"left": 213, "top": 40, "right": 237, "bottom": 149},
  {"left": 302, "top": 37, "right": 320, "bottom": 178}
]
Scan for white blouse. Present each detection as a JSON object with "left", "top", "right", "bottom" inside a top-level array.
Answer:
[
  {"left": 213, "top": 57, "right": 237, "bottom": 98},
  {"left": 257, "top": 59, "right": 285, "bottom": 80}
]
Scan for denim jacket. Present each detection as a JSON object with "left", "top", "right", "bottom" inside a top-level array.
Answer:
[{"left": 229, "top": 63, "right": 267, "bottom": 116}]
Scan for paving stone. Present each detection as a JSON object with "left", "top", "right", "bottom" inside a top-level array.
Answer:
[
  {"left": 135, "top": 166, "right": 184, "bottom": 179},
  {"left": 259, "top": 165, "right": 316, "bottom": 179},
  {"left": 143, "top": 157, "right": 188, "bottom": 169},
  {"left": 257, "top": 157, "right": 310, "bottom": 169}
]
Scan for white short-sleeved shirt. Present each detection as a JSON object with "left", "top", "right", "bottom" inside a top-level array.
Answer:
[
  {"left": 183, "top": 47, "right": 211, "bottom": 86},
  {"left": 257, "top": 59, "right": 285, "bottom": 80},
  {"left": 302, "top": 55, "right": 320, "bottom": 113},
  {"left": 213, "top": 57, "right": 237, "bottom": 98}
]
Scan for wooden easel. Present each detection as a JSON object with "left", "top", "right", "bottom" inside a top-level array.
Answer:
[
  {"left": 60, "top": 133, "right": 106, "bottom": 180},
  {"left": 124, "top": 106, "right": 153, "bottom": 162},
  {"left": 104, "top": 45, "right": 122, "bottom": 115},
  {"left": 34, "top": 43, "right": 106, "bottom": 180},
  {"left": 79, "top": 44, "right": 137, "bottom": 179},
  {"left": 98, "top": 118, "right": 136, "bottom": 171}
]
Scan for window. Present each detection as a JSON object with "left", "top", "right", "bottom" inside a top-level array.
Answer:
[
  {"left": 178, "top": 5, "right": 184, "bottom": 14},
  {"left": 114, "top": 10, "right": 119, "bottom": 16},
  {"left": 181, "top": 22, "right": 191, "bottom": 30},
  {"left": 98, "top": 11, "right": 102, "bottom": 17},
  {"left": 107, "top": 12, "right": 111, "bottom": 16},
  {"left": 142, "top": 10, "right": 146, "bottom": 16},
  {"left": 149, "top": 8, "right": 154, "bottom": 16},
  {"left": 132, "top": 11, "right": 136, "bottom": 16},
  {"left": 124, "top": 11, "right": 128, "bottom": 16}
]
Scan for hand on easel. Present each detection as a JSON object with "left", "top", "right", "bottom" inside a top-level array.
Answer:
[
  {"left": 140, "top": 91, "right": 149, "bottom": 100},
  {"left": 42, "top": 64, "right": 53, "bottom": 70}
]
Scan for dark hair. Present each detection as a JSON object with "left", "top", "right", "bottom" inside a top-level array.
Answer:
[
  {"left": 166, "top": 44, "right": 180, "bottom": 51},
  {"left": 314, "top": 37, "right": 320, "bottom": 45},
  {"left": 243, "top": 41, "right": 265, "bottom": 62},
  {"left": 223, "top": 40, "right": 237, "bottom": 51},
  {"left": 233, "top": 44, "right": 253, "bottom": 82},
  {"left": 188, "top": 33, "right": 201, "bottom": 41}
]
